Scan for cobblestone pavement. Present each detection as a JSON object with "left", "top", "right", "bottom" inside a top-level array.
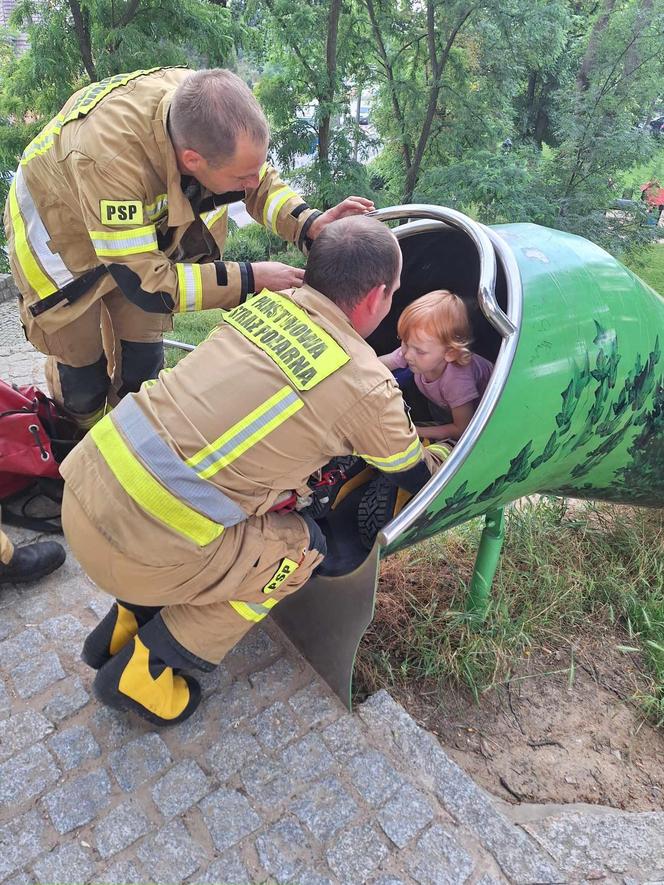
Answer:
[{"left": 2, "top": 298, "right": 664, "bottom": 884}]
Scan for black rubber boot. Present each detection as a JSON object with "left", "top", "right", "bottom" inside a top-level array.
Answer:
[
  {"left": 93, "top": 614, "right": 213, "bottom": 726},
  {"left": 81, "top": 601, "right": 162, "bottom": 670},
  {"left": 0, "top": 541, "right": 66, "bottom": 585}
]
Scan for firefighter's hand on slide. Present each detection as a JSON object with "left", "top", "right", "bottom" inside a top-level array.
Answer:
[
  {"left": 308, "top": 196, "right": 375, "bottom": 240},
  {"left": 252, "top": 261, "right": 305, "bottom": 292}
]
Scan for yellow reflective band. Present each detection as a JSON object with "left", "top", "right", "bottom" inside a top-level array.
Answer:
[
  {"left": 175, "top": 263, "right": 203, "bottom": 313},
  {"left": 146, "top": 193, "right": 168, "bottom": 221},
  {"left": 90, "top": 414, "right": 223, "bottom": 547},
  {"left": 202, "top": 205, "right": 228, "bottom": 229},
  {"left": 7, "top": 181, "right": 57, "bottom": 299},
  {"left": 61, "top": 68, "right": 162, "bottom": 125},
  {"left": 262, "top": 557, "right": 299, "bottom": 593},
  {"left": 426, "top": 442, "right": 452, "bottom": 461},
  {"left": 21, "top": 114, "right": 64, "bottom": 165},
  {"left": 100, "top": 200, "right": 144, "bottom": 226},
  {"left": 229, "top": 600, "right": 266, "bottom": 623},
  {"left": 263, "top": 186, "right": 298, "bottom": 231},
  {"left": 89, "top": 224, "right": 158, "bottom": 257},
  {"left": 224, "top": 290, "right": 349, "bottom": 391},
  {"left": 259, "top": 162, "right": 269, "bottom": 182},
  {"left": 187, "top": 385, "right": 303, "bottom": 479},
  {"left": 358, "top": 437, "right": 423, "bottom": 473}
]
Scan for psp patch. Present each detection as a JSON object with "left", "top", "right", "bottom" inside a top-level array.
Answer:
[
  {"left": 262, "top": 557, "right": 299, "bottom": 594},
  {"left": 100, "top": 200, "right": 144, "bottom": 226}
]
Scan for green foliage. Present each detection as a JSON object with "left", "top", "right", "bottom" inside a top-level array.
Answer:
[
  {"left": 221, "top": 223, "right": 284, "bottom": 263},
  {"left": 0, "top": 0, "right": 236, "bottom": 167}
]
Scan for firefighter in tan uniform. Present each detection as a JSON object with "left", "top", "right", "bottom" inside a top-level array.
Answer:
[
  {"left": 60, "top": 216, "right": 449, "bottom": 726},
  {"left": 4, "top": 66, "right": 372, "bottom": 429}
]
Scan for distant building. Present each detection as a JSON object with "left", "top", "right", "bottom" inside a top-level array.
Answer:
[{"left": 1, "top": 0, "right": 29, "bottom": 54}]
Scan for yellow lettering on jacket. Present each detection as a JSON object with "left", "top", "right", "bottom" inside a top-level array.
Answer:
[
  {"left": 100, "top": 200, "right": 144, "bottom": 226},
  {"left": 224, "top": 290, "right": 349, "bottom": 391},
  {"left": 262, "top": 557, "right": 299, "bottom": 593}
]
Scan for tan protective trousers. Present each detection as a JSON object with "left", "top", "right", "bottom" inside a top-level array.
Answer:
[
  {"left": 0, "top": 527, "right": 14, "bottom": 565},
  {"left": 62, "top": 488, "right": 323, "bottom": 665},
  {"left": 20, "top": 288, "right": 172, "bottom": 422}
]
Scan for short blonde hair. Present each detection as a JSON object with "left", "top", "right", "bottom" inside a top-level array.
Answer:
[
  {"left": 397, "top": 290, "right": 473, "bottom": 366},
  {"left": 170, "top": 69, "right": 269, "bottom": 166}
]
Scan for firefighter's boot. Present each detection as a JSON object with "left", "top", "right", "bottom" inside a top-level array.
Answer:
[
  {"left": 0, "top": 541, "right": 66, "bottom": 585},
  {"left": 93, "top": 614, "right": 211, "bottom": 726},
  {"left": 82, "top": 601, "right": 162, "bottom": 670}
]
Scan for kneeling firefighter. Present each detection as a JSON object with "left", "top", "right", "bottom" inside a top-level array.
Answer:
[{"left": 61, "top": 216, "right": 448, "bottom": 725}]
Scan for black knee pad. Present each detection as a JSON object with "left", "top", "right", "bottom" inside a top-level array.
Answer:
[
  {"left": 58, "top": 355, "right": 108, "bottom": 415},
  {"left": 117, "top": 339, "right": 165, "bottom": 398},
  {"left": 300, "top": 510, "right": 328, "bottom": 557}
]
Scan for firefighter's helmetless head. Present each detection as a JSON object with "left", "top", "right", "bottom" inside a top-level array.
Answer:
[
  {"left": 304, "top": 216, "right": 402, "bottom": 339},
  {"left": 170, "top": 68, "right": 269, "bottom": 195}
]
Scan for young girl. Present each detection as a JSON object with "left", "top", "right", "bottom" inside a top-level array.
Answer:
[{"left": 380, "top": 289, "right": 493, "bottom": 441}]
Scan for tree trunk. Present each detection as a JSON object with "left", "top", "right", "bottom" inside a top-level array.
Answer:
[
  {"left": 68, "top": 0, "right": 97, "bottom": 81},
  {"left": 576, "top": 0, "right": 616, "bottom": 91},
  {"left": 317, "top": 0, "right": 342, "bottom": 173},
  {"left": 402, "top": 3, "right": 472, "bottom": 203}
]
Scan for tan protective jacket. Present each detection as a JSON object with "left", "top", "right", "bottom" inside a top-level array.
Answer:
[
  {"left": 60, "top": 285, "right": 447, "bottom": 566},
  {"left": 4, "top": 67, "right": 321, "bottom": 334}
]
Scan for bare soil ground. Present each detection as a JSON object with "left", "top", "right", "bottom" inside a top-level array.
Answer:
[{"left": 374, "top": 632, "right": 664, "bottom": 812}]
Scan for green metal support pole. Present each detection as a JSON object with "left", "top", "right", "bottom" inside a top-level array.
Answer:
[{"left": 466, "top": 507, "right": 505, "bottom": 620}]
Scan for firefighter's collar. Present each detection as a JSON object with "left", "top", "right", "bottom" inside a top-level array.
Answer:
[{"left": 152, "top": 96, "right": 195, "bottom": 227}]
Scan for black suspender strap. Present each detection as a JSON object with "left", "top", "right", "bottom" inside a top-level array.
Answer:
[{"left": 29, "top": 265, "right": 109, "bottom": 317}]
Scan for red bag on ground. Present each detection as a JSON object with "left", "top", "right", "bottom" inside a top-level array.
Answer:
[{"left": 0, "top": 379, "right": 82, "bottom": 530}]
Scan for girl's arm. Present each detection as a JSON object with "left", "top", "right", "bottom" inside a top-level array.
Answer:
[
  {"left": 379, "top": 347, "right": 406, "bottom": 371},
  {"left": 416, "top": 402, "right": 475, "bottom": 441}
]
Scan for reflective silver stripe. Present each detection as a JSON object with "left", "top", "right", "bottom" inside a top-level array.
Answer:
[
  {"left": 177, "top": 263, "right": 202, "bottom": 312},
  {"left": 191, "top": 388, "right": 301, "bottom": 477},
  {"left": 89, "top": 226, "right": 158, "bottom": 256},
  {"left": 113, "top": 396, "right": 247, "bottom": 527},
  {"left": 14, "top": 166, "right": 74, "bottom": 289}
]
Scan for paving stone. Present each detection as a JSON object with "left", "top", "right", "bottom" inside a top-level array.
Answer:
[
  {"left": 372, "top": 877, "right": 407, "bottom": 885},
  {"left": 39, "top": 614, "right": 88, "bottom": 645},
  {"left": 288, "top": 682, "right": 342, "bottom": 728},
  {"left": 225, "top": 625, "right": 279, "bottom": 669},
  {"left": 197, "top": 661, "right": 234, "bottom": 695},
  {"left": 109, "top": 732, "right": 171, "bottom": 791},
  {"left": 0, "top": 743, "right": 60, "bottom": 805},
  {"left": 248, "top": 655, "right": 301, "bottom": 699},
  {"left": 346, "top": 749, "right": 404, "bottom": 807},
  {"left": 0, "top": 710, "right": 53, "bottom": 762},
  {"left": 32, "top": 842, "right": 94, "bottom": 885},
  {"left": 199, "top": 787, "right": 262, "bottom": 853},
  {"left": 4, "top": 873, "right": 36, "bottom": 885},
  {"left": 206, "top": 680, "right": 259, "bottom": 726},
  {"left": 192, "top": 850, "right": 251, "bottom": 885},
  {"left": 91, "top": 706, "right": 133, "bottom": 749},
  {"left": 358, "top": 691, "right": 563, "bottom": 884},
  {"left": 0, "top": 676, "right": 11, "bottom": 719},
  {"left": 42, "top": 769, "right": 112, "bottom": 834},
  {"left": 151, "top": 759, "right": 212, "bottom": 817},
  {"left": 0, "top": 609, "right": 20, "bottom": 641},
  {"left": 321, "top": 714, "right": 369, "bottom": 763},
  {"left": 10, "top": 650, "right": 66, "bottom": 698},
  {"left": 296, "top": 872, "right": 336, "bottom": 885},
  {"left": 0, "top": 810, "right": 51, "bottom": 881},
  {"left": 241, "top": 755, "right": 300, "bottom": 808},
  {"left": 255, "top": 816, "right": 317, "bottom": 884},
  {"left": 47, "top": 725, "right": 100, "bottom": 770},
  {"left": 42, "top": 676, "right": 90, "bottom": 722},
  {"left": 251, "top": 700, "right": 300, "bottom": 751},
  {"left": 524, "top": 811, "right": 664, "bottom": 877},
  {"left": 377, "top": 784, "right": 436, "bottom": 849},
  {"left": 206, "top": 728, "right": 261, "bottom": 782},
  {"left": 291, "top": 776, "right": 359, "bottom": 842},
  {"left": 97, "top": 860, "right": 144, "bottom": 884},
  {"left": 474, "top": 875, "right": 508, "bottom": 885},
  {"left": 137, "top": 819, "right": 206, "bottom": 884},
  {"left": 406, "top": 824, "right": 475, "bottom": 885},
  {"left": 326, "top": 822, "right": 389, "bottom": 884},
  {"left": 12, "top": 591, "right": 55, "bottom": 623},
  {"left": 87, "top": 596, "right": 112, "bottom": 619},
  {"left": 94, "top": 799, "right": 152, "bottom": 858},
  {"left": 279, "top": 732, "right": 335, "bottom": 782},
  {"left": 0, "top": 627, "right": 48, "bottom": 668}
]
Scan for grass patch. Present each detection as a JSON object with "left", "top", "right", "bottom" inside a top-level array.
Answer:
[
  {"left": 165, "top": 310, "right": 225, "bottom": 367},
  {"left": 356, "top": 498, "right": 664, "bottom": 724},
  {"left": 626, "top": 243, "right": 664, "bottom": 296}
]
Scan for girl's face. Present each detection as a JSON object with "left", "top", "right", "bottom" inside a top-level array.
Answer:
[{"left": 401, "top": 330, "right": 451, "bottom": 379}]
